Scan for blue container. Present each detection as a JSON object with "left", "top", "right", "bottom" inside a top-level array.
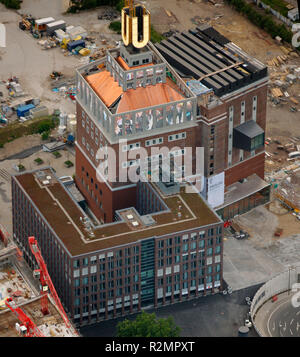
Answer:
[
  {"left": 67, "top": 39, "right": 85, "bottom": 52},
  {"left": 17, "top": 104, "right": 35, "bottom": 117}
]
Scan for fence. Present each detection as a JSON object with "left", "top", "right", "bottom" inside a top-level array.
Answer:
[
  {"left": 253, "top": 0, "right": 293, "bottom": 27},
  {"left": 250, "top": 264, "right": 300, "bottom": 336}
]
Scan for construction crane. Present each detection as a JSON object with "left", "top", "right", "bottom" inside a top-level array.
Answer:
[
  {"left": 5, "top": 297, "right": 45, "bottom": 337},
  {"left": 28, "top": 236, "right": 72, "bottom": 330}
]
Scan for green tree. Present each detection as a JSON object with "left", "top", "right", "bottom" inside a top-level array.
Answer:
[
  {"left": 116, "top": 311, "right": 181, "bottom": 337},
  {"left": 0, "top": 0, "right": 21, "bottom": 9}
]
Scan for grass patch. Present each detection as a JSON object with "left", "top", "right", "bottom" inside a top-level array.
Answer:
[
  {"left": 258, "top": 0, "right": 289, "bottom": 17},
  {"left": 109, "top": 20, "right": 121, "bottom": 34},
  {"left": 226, "top": 0, "right": 295, "bottom": 46},
  {"left": 0, "top": 0, "right": 21, "bottom": 9},
  {"left": 34, "top": 158, "right": 44, "bottom": 165},
  {"left": 52, "top": 151, "right": 62, "bottom": 158},
  {"left": 0, "top": 116, "right": 59, "bottom": 147},
  {"left": 64, "top": 160, "right": 74, "bottom": 168},
  {"left": 68, "top": 0, "right": 123, "bottom": 12}
]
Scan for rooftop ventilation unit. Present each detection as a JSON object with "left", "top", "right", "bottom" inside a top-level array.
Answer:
[
  {"left": 36, "top": 171, "right": 46, "bottom": 178},
  {"left": 140, "top": 215, "right": 156, "bottom": 226},
  {"left": 42, "top": 180, "right": 50, "bottom": 185},
  {"left": 131, "top": 221, "right": 139, "bottom": 227},
  {"left": 127, "top": 214, "right": 134, "bottom": 220}
]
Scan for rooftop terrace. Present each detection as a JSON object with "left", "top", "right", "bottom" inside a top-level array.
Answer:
[{"left": 14, "top": 169, "right": 221, "bottom": 256}]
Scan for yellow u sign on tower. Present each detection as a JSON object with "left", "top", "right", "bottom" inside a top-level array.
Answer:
[{"left": 121, "top": 2, "right": 150, "bottom": 49}]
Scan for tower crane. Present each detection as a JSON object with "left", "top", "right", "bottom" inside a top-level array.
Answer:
[
  {"left": 5, "top": 297, "right": 45, "bottom": 337},
  {"left": 28, "top": 236, "right": 72, "bottom": 330}
]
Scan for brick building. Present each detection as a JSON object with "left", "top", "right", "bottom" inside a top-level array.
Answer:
[
  {"left": 11, "top": 3, "right": 270, "bottom": 328},
  {"left": 156, "top": 25, "right": 271, "bottom": 219}
]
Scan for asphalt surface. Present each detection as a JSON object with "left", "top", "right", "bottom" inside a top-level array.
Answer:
[
  {"left": 267, "top": 295, "right": 300, "bottom": 337},
  {"left": 80, "top": 283, "right": 262, "bottom": 337},
  {"left": 0, "top": 145, "right": 43, "bottom": 161}
]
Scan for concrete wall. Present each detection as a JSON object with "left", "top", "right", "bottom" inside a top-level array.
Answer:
[{"left": 251, "top": 264, "right": 300, "bottom": 336}]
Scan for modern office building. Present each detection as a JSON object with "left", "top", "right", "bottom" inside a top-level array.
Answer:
[{"left": 12, "top": 168, "right": 223, "bottom": 327}]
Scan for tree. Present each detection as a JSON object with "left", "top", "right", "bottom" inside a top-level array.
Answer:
[{"left": 116, "top": 311, "right": 181, "bottom": 337}]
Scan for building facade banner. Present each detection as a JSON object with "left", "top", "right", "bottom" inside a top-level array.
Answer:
[{"left": 207, "top": 172, "right": 225, "bottom": 208}]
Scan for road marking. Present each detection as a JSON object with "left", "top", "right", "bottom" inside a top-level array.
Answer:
[
  {"left": 267, "top": 298, "right": 292, "bottom": 336},
  {"left": 291, "top": 318, "right": 294, "bottom": 325},
  {"left": 296, "top": 311, "right": 300, "bottom": 316},
  {"left": 290, "top": 328, "right": 293, "bottom": 336}
]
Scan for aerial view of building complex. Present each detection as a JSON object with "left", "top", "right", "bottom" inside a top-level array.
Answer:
[{"left": 0, "top": 0, "right": 300, "bottom": 340}]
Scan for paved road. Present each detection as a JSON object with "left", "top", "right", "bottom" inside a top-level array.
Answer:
[
  {"left": 268, "top": 295, "right": 300, "bottom": 337},
  {"left": 80, "top": 284, "right": 262, "bottom": 337},
  {"left": 0, "top": 145, "right": 43, "bottom": 161}
]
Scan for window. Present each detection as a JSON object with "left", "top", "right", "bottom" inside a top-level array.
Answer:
[
  {"left": 215, "top": 246, "right": 221, "bottom": 254},
  {"left": 158, "top": 240, "right": 164, "bottom": 248},
  {"left": 251, "top": 133, "right": 264, "bottom": 150},
  {"left": 207, "top": 248, "right": 213, "bottom": 256},
  {"left": 199, "top": 240, "right": 205, "bottom": 249}
]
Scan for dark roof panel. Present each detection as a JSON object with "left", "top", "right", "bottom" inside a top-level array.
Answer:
[
  {"left": 155, "top": 26, "right": 268, "bottom": 96},
  {"left": 234, "top": 120, "right": 264, "bottom": 139}
]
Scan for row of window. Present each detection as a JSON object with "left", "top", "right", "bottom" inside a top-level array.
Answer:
[
  {"left": 157, "top": 229, "right": 222, "bottom": 248},
  {"left": 168, "top": 132, "right": 186, "bottom": 142}
]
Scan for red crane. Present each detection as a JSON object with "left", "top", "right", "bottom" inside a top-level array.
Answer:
[
  {"left": 0, "top": 224, "right": 9, "bottom": 247},
  {"left": 28, "top": 236, "right": 72, "bottom": 329},
  {"left": 5, "top": 297, "right": 45, "bottom": 337}
]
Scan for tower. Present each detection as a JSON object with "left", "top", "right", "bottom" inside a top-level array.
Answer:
[{"left": 74, "top": 1, "right": 197, "bottom": 223}]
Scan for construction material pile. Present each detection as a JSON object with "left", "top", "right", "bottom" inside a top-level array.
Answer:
[{"left": 268, "top": 46, "right": 300, "bottom": 111}]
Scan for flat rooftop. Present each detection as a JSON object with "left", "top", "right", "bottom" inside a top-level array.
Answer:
[
  {"left": 14, "top": 169, "right": 221, "bottom": 256},
  {"left": 155, "top": 25, "right": 268, "bottom": 97},
  {"left": 216, "top": 174, "right": 270, "bottom": 210}
]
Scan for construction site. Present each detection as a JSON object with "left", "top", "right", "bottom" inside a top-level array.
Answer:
[
  {"left": 0, "top": 229, "right": 79, "bottom": 337},
  {"left": 0, "top": 0, "right": 300, "bottom": 338}
]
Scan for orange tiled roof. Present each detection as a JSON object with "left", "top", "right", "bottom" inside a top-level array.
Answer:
[
  {"left": 85, "top": 70, "right": 123, "bottom": 108},
  {"left": 116, "top": 79, "right": 184, "bottom": 114}
]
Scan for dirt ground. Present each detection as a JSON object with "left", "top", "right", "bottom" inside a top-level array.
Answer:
[
  {"left": 234, "top": 202, "right": 300, "bottom": 246},
  {"left": 0, "top": 0, "right": 120, "bottom": 116}
]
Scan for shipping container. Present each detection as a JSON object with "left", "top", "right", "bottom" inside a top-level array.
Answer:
[
  {"left": 17, "top": 104, "right": 35, "bottom": 117},
  {"left": 66, "top": 26, "right": 87, "bottom": 40},
  {"left": 35, "top": 17, "right": 55, "bottom": 32},
  {"left": 46, "top": 20, "right": 66, "bottom": 36}
]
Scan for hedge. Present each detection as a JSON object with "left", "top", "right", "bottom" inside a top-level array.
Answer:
[
  {"left": 0, "top": 0, "right": 21, "bottom": 9},
  {"left": 225, "top": 0, "right": 295, "bottom": 45}
]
